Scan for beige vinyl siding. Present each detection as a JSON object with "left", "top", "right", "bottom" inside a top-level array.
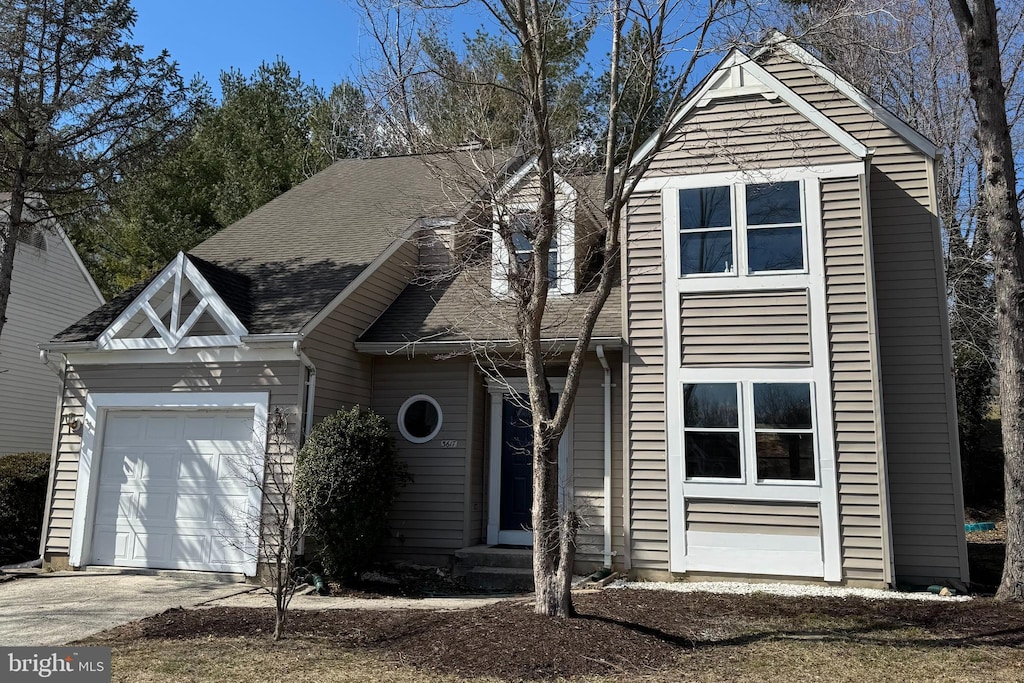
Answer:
[
  {"left": 0, "top": 233, "right": 101, "bottom": 455},
  {"left": 686, "top": 499, "right": 820, "bottom": 536},
  {"left": 624, "top": 190, "right": 670, "bottom": 570},
  {"left": 371, "top": 356, "right": 472, "bottom": 565},
  {"left": 43, "top": 361, "right": 300, "bottom": 556},
  {"left": 680, "top": 290, "right": 811, "bottom": 366},
  {"left": 467, "top": 365, "right": 486, "bottom": 545},
  {"left": 571, "top": 354, "right": 623, "bottom": 566},
  {"left": 821, "top": 176, "right": 887, "bottom": 584},
  {"left": 761, "top": 53, "right": 967, "bottom": 582},
  {"left": 302, "top": 240, "right": 417, "bottom": 419},
  {"left": 646, "top": 97, "right": 856, "bottom": 177}
]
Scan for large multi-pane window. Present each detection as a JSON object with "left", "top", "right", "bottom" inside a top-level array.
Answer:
[
  {"left": 682, "top": 381, "right": 817, "bottom": 482},
  {"left": 678, "top": 181, "right": 805, "bottom": 276}
]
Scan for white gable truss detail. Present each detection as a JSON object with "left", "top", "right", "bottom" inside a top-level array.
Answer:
[
  {"left": 96, "top": 252, "right": 248, "bottom": 353},
  {"left": 630, "top": 49, "right": 870, "bottom": 169}
]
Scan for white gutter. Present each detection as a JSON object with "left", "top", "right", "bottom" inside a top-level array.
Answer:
[{"left": 596, "top": 345, "right": 613, "bottom": 569}]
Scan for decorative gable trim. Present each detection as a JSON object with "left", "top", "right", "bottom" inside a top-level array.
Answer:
[
  {"left": 96, "top": 252, "right": 248, "bottom": 353},
  {"left": 755, "top": 31, "right": 939, "bottom": 159},
  {"left": 630, "top": 48, "right": 869, "bottom": 171}
]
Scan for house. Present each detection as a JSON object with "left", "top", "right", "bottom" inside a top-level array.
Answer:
[
  {"left": 36, "top": 34, "right": 969, "bottom": 589},
  {"left": 0, "top": 195, "right": 104, "bottom": 456}
]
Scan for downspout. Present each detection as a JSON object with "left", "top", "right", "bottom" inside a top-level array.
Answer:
[
  {"left": 292, "top": 342, "right": 316, "bottom": 558},
  {"left": 292, "top": 341, "right": 316, "bottom": 441},
  {"left": 596, "top": 345, "right": 613, "bottom": 570}
]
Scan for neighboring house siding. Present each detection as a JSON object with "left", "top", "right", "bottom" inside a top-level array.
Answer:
[
  {"left": 761, "top": 53, "right": 967, "bottom": 582},
  {"left": 624, "top": 190, "right": 670, "bottom": 571},
  {"left": 821, "top": 176, "right": 888, "bottom": 584},
  {"left": 302, "top": 241, "right": 417, "bottom": 420},
  {"left": 679, "top": 290, "right": 812, "bottom": 366},
  {"left": 0, "top": 233, "right": 101, "bottom": 455},
  {"left": 42, "top": 361, "right": 300, "bottom": 557},
  {"left": 372, "top": 356, "right": 472, "bottom": 565}
]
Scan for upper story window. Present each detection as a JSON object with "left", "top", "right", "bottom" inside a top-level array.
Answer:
[
  {"left": 509, "top": 211, "right": 559, "bottom": 284},
  {"left": 678, "top": 180, "right": 805, "bottom": 277},
  {"left": 492, "top": 200, "right": 575, "bottom": 297}
]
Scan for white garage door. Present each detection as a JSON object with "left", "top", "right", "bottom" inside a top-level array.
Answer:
[{"left": 90, "top": 409, "right": 257, "bottom": 573}]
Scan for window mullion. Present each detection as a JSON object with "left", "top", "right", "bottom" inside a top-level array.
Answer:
[
  {"left": 734, "top": 183, "right": 747, "bottom": 276},
  {"left": 742, "top": 381, "right": 755, "bottom": 489}
]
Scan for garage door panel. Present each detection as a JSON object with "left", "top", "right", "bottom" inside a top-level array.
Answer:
[
  {"left": 132, "top": 532, "right": 171, "bottom": 562},
  {"left": 177, "top": 452, "right": 218, "bottom": 481},
  {"left": 175, "top": 494, "right": 211, "bottom": 521},
  {"left": 92, "top": 526, "right": 129, "bottom": 561},
  {"left": 144, "top": 416, "right": 182, "bottom": 441},
  {"left": 90, "top": 408, "right": 257, "bottom": 573},
  {"left": 214, "top": 495, "right": 249, "bottom": 523},
  {"left": 95, "top": 488, "right": 134, "bottom": 523},
  {"left": 104, "top": 415, "right": 143, "bottom": 443},
  {"left": 210, "top": 539, "right": 246, "bottom": 565},
  {"left": 137, "top": 492, "right": 173, "bottom": 521}
]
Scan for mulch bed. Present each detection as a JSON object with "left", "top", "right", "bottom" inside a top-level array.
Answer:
[{"left": 90, "top": 589, "right": 1024, "bottom": 680}]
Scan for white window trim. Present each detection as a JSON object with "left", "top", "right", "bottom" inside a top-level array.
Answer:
[
  {"left": 485, "top": 377, "right": 571, "bottom": 546},
  {"left": 397, "top": 394, "right": 444, "bottom": 444},
  {"left": 491, "top": 175, "right": 577, "bottom": 297},
  {"left": 677, "top": 179, "right": 808, "bottom": 279},
  {"left": 68, "top": 391, "right": 270, "bottom": 577},
  {"left": 664, "top": 168, "right": 849, "bottom": 581}
]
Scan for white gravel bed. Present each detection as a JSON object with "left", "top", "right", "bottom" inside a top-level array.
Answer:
[{"left": 608, "top": 579, "right": 972, "bottom": 602}]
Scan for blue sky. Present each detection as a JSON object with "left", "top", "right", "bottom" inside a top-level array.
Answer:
[{"left": 131, "top": 0, "right": 495, "bottom": 97}]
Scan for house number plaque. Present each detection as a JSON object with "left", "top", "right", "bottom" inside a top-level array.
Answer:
[{"left": 441, "top": 440, "right": 458, "bottom": 449}]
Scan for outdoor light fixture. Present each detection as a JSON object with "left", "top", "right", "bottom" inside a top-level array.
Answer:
[{"left": 62, "top": 413, "right": 81, "bottom": 433}]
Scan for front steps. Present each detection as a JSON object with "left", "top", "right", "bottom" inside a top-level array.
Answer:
[{"left": 453, "top": 545, "right": 533, "bottom": 592}]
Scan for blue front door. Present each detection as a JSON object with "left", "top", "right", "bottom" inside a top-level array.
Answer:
[{"left": 498, "top": 393, "right": 557, "bottom": 542}]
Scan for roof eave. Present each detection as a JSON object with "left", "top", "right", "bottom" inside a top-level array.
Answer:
[{"left": 354, "top": 336, "right": 624, "bottom": 356}]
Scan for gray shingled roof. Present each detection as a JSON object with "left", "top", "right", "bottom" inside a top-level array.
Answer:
[
  {"left": 53, "top": 150, "right": 515, "bottom": 341},
  {"left": 357, "top": 267, "right": 622, "bottom": 348}
]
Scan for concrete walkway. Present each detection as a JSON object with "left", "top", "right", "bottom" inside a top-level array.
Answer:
[{"left": 0, "top": 571, "right": 251, "bottom": 646}]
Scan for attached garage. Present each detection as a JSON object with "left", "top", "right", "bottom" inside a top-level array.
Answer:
[{"left": 68, "top": 392, "right": 269, "bottom": 577}]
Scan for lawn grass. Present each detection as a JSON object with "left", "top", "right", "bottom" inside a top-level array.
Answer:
[
  {"left": 86, "top": 589, "right": 1024, "bottom": 682},
  {"left": 102, "top": 635, "right": 1024, "bottom": 683}
]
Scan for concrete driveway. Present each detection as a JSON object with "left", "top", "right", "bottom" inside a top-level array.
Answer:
[{"left": 0, "top": 571, "right": 252, "bottom": 646}]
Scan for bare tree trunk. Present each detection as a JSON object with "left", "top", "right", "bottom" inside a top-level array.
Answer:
[
  {"left": 949, "top": 0, "right": 1024, "bottom": 600},
  {"left": 0, "top": 184, "right": 27, "bottom": 341}
]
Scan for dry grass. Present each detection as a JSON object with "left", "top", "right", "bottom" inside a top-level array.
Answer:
[{"left": 104, "top": 636, "right": 1024, "bottom": 683}]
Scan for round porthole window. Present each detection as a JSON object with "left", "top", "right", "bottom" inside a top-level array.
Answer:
[{"left": 398, "top": 394, "right": 443, "bottom": 443}]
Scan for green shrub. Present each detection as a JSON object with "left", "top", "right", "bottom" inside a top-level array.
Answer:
[
  {"left": 294, "top": 406, "right": 409, "bottom": 582},
  {"left": 0, "top": 452, "right": 50, "bottom": 566}
]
